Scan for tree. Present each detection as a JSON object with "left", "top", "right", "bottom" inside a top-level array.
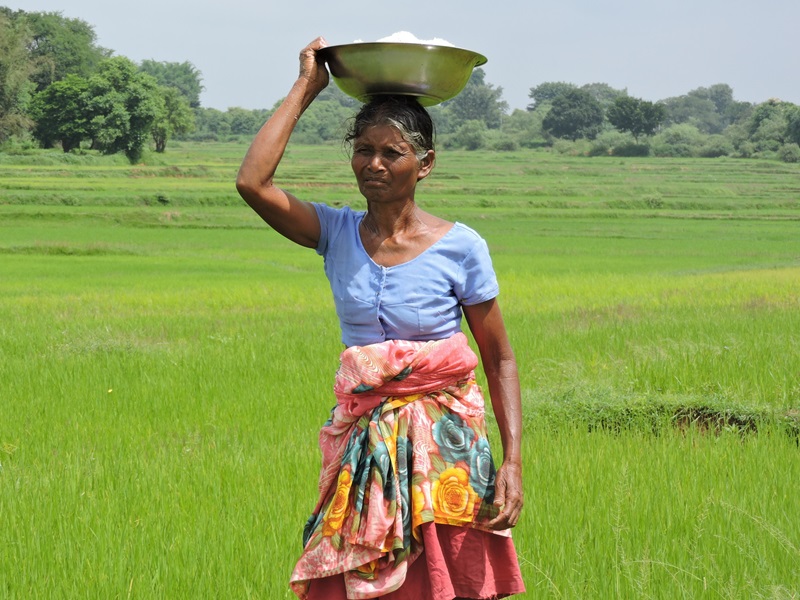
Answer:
[
  {"left": 662, "top": 93, "right": 721, "bottom": 133},
  {"left": 139, "top": 59, "right": 204, "bottom": 108},
  {"left": 85, "top": 57, "right": 162, "bottom": 162},
  {"left": 0, "top": 13, "right": 34, "bottom": 141},
  {"left": 527, "top": 82, "right": 577, "bottom": 111},
  {"left": 746, "top": 99, "right": 793, "bottom": 152},
  {"left": 581, "top": 82, "right": 627, "bottom": 111},
  {"left": 607, "top": 96, "right": 666, "bottom": 141},
  {"left": 542, "top": 88, "right": 604, "bottom": 141},
  {"left": 442, "top": 68, "right": 507, "bottom": 129},
  {"left": 786, "top": 105, "right": 800, "bottom": 147},
  {"left": 151, "top": 86, "right": 195, "bottom": 152},
  {"left": 29, "top": 74, "right": 90, "bottom": 151},
  {"left": 16, "top": 10, "right": 108, "bottom": 91}
]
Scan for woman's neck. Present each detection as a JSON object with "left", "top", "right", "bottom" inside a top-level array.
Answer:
[{"left": 361, "top": 200, "right": 422, "bottom": 238}]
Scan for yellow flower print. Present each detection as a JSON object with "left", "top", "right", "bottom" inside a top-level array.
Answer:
[
  {"left": 431, "top": 467, "right": 478, "bottom": 523},
  {"left": 411, "top": 483, "right": 427, "bottom": 529},
  {"left": 322, "top": 469, "right": 352, "bottom": 537}
]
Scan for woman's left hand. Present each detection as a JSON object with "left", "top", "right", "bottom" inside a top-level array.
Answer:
[{"left": 489, "top": 460, "right": 523, "bottom": 530}]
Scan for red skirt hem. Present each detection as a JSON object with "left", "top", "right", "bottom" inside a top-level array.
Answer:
[{"left": 305, "top": 522, "right": 525, "bottom": 600}]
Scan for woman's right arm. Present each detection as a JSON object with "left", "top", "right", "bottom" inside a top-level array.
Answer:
[{"left": 236, "top": 37, "right": 329, "bottom": 248}]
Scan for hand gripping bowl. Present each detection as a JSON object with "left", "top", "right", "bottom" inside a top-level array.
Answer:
[{"left": 318, "top": 42, "right": 488, "bottom": 107}]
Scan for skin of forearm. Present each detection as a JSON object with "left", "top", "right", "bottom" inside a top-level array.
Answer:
[{"left": 485, "top": 355, "right": 523, "bottom": 465}]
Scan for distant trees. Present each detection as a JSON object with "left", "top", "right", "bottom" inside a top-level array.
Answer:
[
  {"left": 21, "top": 10, "right": 109, "bottom": 91},
  {"left": 442, "top": 68, "right": 507, "bottom": 129},
  {"left": 607, "top": 96, "right": 666, "bottom": 142},
  {"left": 29, "top": 74, "right": 89, "bottom": 151},
  {"left": 3, "top": 8, "right": 800, "bottom": 163},
  {"left": 0, "top": 12, "right": 34, "bottom": 141},
  {"left": 152, "top": 87, "right": 195, "bottom": 152},
  {"left": 542, "top": 88, "right": 604, "bottom": 141},
  {"left": 527, "top": 82, "right": 577, "bottom": 111},
  {"left": 140, "top": 59, "right": 203, "bottom": 108},
  {"left": 30, "top": 56, "right": 176, "bottom": 161}
]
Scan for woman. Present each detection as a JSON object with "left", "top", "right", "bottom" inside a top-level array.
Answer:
[{"left": 237, "top": 37, "right": 524, "bottom": 600}]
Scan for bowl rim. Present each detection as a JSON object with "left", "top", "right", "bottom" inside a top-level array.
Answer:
[{"left": 318, "top": 42, "right": 488, "bottom": 67}]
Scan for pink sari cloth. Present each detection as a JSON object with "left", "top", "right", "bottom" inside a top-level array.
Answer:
[{"left": 289, "top": 333, "right": 524, "bottom": 599}]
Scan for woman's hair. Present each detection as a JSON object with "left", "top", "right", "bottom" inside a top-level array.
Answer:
[{"left": 344, "top": 95, "right": 435, "bottom": 159}]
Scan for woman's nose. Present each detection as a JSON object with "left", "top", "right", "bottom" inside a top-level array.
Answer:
[{"left": 368, "top": 154, "right": 384, "bottom": 171}]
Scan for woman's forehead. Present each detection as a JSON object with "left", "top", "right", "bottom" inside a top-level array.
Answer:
[{"left": 356, "top": 125, "right": 408, "bottom": 144}]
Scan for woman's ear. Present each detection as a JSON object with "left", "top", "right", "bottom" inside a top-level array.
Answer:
[{"left": 417, "top": 150, "right": 435, "bottom": 181}]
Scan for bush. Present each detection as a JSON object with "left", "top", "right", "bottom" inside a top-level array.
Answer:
[
  {"left": 490, "top": 137, "right": 519, "bottom": 152},
  {"left": 652, "top": 124, "right": 705, "bottom": 157},
  {"left": 613, "top": 142, "right": 651, "bottom": 157},
  {"left": 588, "top": 131, "right": 632, "bottom": 156},
  {"left": 698, "top": 135, "right": 734, "bottom": 158},
  {"left": 451, "top": 120, "right": 488, "bottom": 150},
  {"left": 778, "top": 143, "right": 800, "bottom": 163},
  {"left": 552, "top": 139, "right": 590, "bottom": 156}
]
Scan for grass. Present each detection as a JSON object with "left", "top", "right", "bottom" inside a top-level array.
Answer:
[{"left": 1, "top": 142, "right": 799, "bottom": 597}]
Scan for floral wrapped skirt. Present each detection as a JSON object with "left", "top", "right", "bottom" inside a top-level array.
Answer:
[{"left": 290, "top": 333, "right": 524, "bottom": 599}]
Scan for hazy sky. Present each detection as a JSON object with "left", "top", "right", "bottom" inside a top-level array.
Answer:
[{"left": 7, "top": 0, "right": 800, "bottom": 111}]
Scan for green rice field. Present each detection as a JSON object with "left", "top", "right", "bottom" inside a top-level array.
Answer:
[{"left": 1, "top": 142, "right": 799, "bottom": 598}]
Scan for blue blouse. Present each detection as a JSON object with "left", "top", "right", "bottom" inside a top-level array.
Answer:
[{"left": 313, "top": 203, "right": 499, "bottom": 347}]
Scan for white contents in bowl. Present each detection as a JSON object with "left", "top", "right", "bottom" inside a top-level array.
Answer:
[{"left": 353, "top": 31, "right": 455, "bottom": 47}]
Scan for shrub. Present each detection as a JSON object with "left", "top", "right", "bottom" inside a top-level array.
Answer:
[
  {"left": 588, "top": 131, "right": 632, "bottom": 156},
  {"left": 778, "top": 143, "right": 800, "bottom": 163},
  {"left": 698, "top": 135, "right": 734, "bottom": 158},
  {"left": 451, "top": 120, "right": 488, "bottom": 150},
  {"left": 652, "top": 124, "right": 705, "bottom": 157},
  {"left": 613, "top": 142, "right": 651, "bottom": 157}
]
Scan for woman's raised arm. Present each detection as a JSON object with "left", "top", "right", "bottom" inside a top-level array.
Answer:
[{"left": 236, "top": 37, "right": 329, "bottom": 248}]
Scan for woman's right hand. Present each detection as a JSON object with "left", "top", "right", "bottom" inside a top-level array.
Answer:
[{"left": 298, "top": 37, "right": 330, "bottom": 96}]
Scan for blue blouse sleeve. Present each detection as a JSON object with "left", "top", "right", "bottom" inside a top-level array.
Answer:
[
  {"left": 454, "top": 233, "right": 500, "bottom": 305},
  {"left": 312, "top": 202, "right": 347, "bottom": 257}
]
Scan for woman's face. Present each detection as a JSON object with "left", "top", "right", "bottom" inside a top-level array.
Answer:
[{"left": 351, "top": 125, "right": 434, "bottom": 204}]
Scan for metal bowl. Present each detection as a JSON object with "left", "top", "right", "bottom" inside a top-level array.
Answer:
[{"left": 318, "top": 42, "right": 488, "bottom": 106}]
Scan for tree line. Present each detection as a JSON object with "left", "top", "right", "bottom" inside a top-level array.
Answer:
[{"left": 2, "top": 8, "right": 799, "bottom": 163}]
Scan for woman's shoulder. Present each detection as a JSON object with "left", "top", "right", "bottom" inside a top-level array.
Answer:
[
  {"left": 313, "top": 203, "right": 365, "bottom": 256},
  {"left": 441, "top": 222, "right": 490, "bottom": 254},
  {"left": 313, "top": 202, "right": 365, "bottom": 223}
]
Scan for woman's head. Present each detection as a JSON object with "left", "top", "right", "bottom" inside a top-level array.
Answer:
[{"left": 345, "top": 95, "right": 435, "bottom": 160}]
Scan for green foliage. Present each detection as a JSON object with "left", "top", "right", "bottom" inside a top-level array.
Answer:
[
  {"left": 0, "top": 13, "right": 35, "bottom": 142},
  {"left": 747, "top": 99, "right": 792, "bottom": 154},
  {"left": 527, "top": 81, "right": 577, "bottom": 111},
  {"left": 291, "top": 100, "right": 351, "bottom": 145},
  {"left": 542, "top": 88, "right": 604, "bottom": 141},
  {"left": 15, "top": 9, "right": 108, "bottom": 91},
  {"left": 580, "top": 82, "right": 628, "bottom": 110},
  {"left": 151, "top": 87, "right": 195, "bottom": 152},
  {"left": 651, "top": 123, "right": 705, "bottom": 157},
  {"left": 777, "top": 143, "right": 800, "bottom": 163},
  {"left": 499, "top": 109, "right": 546, "bottom": 148},
  {"left": 589, "top": 130, "right": 649, "bottom": 156},
  {"left": 698, "top": 134, "right": 734, "bottom": 158},
  {"left": 448, "top": 119, "right": 488, "bottom": 150},
  {"left": 85, "top": 57, "right": 163, "bottom": 162},
  {"left": 607, "top": 95, "right": 666, "bottom": 141},
  {"left": 786, "top": 105, "right": 800, "bottom": 146},
  {"left": 441, "top": 68, "right": 507, "bottom": 129},
  {"left": 139, "top": 59, "right": 204, "bottom": 108},
  {"left": 29, "top": 74, "right": 90, "bottom": 151}
]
